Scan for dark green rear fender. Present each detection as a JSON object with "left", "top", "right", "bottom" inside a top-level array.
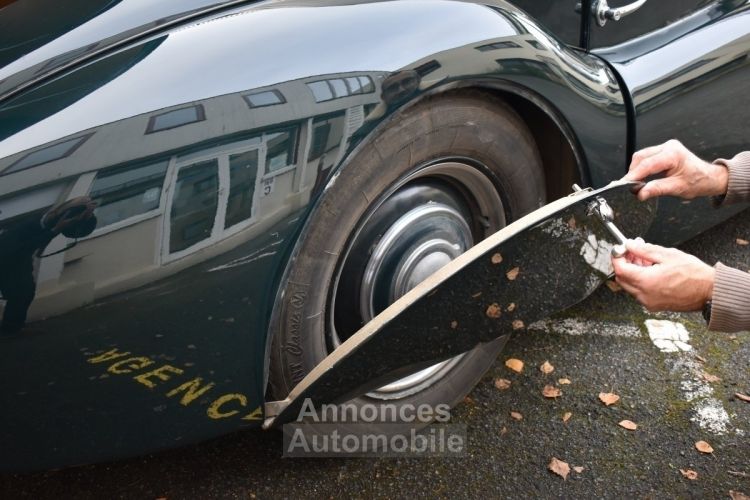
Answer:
[{"left": 0, "top": 0, "right": 624, "bottom": 470}]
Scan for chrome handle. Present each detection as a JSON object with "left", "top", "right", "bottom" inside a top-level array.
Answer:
[{"left": 594, "top": 0, "right": 647, "bottom": 27}]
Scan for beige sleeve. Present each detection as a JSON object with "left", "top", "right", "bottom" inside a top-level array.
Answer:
[
  {"left": 714, "top": 151, "right": 750, "bottom": 205},
  {"left": 708, "top": 263, "right": 750, "bottom": 333}
]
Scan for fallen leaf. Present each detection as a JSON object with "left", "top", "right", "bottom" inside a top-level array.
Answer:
[
  {"left": 548, "top": 457, "right": 570, "bottom": 480},
  {"left": 540, "top": 361, "right": 555, "bottom": 374},
  {"left": 494, "top": 378, "right": 511, "bottom": 390},
  {"left": 506, "top": 267, "right": 520, "bottom": 281},
  {"left": 618, "top": 419, "right": 637, "bottom": 430},
  {"left": 695, "top": 354, "right": 707, "bottom": 363},
  {"left": 729, "top": 491, "right": 750, "bottom": 500},
  {"left": 500, "top": 426, "right": 508, "bottom": 436},
  {"left": 562, "top": 412, "right": 572, "bottom": 423},
  {"left": 730, "top": 335, "right": 738, "bottom": 340},
  {"left": 695, "top": 440, "right": 714, "bottom": 454},
  {"left": 463, "top": 396, "right": 474, "bottom": 406},
  {"left": 486, "top": 303, "right": 502, "bottom": 319},
  {"left": 512, "top": 319, "right": 525, "bottom": 330},
  {"left": 471, "top": 291, "right": 482, "bottom": 298},
  {"left": 506, "top": 302, "right": 516, "bottom": 312},
  {"left": 599, "top": 392, "right": 620, "bottom": 406},
  {"left": 491, "top": 252, "right": 503, "bottom": 264},
  {"left": 567, "top": 216, "right": 577, "bottom": 229},
  {"left": 558, "top": 378, "right": 572, "bottom": 385},
  {"left": 736, "top": 238, "right": 749, "bottom": 246},
  {"left": 702, "top": 371, "right": 721, "bottom": 383},
  {"left": 606, "top": 280, "right": 622, "bottom": 293},
  {"left": 735, "top": 393, "right": 750, "bottom": 402},
  {"left": 450, "top": 320, "right": 458, "bottom": 329},
  {"left": 510, "top": 411, "right": 523, "bottom": 421},
  {"left": 543, "top": 385, "right": 562, "bottom": 398},
  {"left": 573, "top": 466, "right": 584, "bottom": 474},
  {"left": 505, "top": 358, "right": 524, "bottom": 373},
  {"left": 680, "top": 469, "right": 698, "bottom": 480}
]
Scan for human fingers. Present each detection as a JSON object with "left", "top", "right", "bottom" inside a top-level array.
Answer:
[
  {"left": 624, "top": 144, "right": 670, "bottom": 181},
  {"left": 624, "top": 240, "right": 672, "bottom": 263}
]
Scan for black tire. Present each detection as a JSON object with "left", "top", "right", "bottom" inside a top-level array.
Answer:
[{"left": 269, "top": 91, "right": 544, "bottom": 430}]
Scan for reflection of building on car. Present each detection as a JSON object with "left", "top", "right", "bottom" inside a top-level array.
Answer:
[{"left": 0, "top": 71, "right": 383, "bottom": 323}]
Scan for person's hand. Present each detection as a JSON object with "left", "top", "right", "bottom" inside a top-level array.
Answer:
[
  {"left": 611, "top": 239, "right": 714, "bottom": 312},
  {"left": 624, "top": 139, "right": 728, "bottom": 201}
]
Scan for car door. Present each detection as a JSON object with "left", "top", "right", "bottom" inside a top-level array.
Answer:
[{"left": 591, "top": 0, "right": 750, "bottom": 244}]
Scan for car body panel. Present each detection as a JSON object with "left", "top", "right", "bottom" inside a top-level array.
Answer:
[
  {"left": 594, "top": 0, "right": 750, "bottom": 244},
  {"left": 264, "top": 181, "right": 656, "bottom": 427},
  {"left": 0, "top": 0, "right": 629, "bottom": 470}
]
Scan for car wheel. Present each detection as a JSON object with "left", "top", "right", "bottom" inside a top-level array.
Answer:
[{"left": 269, "top": 91, "right": 545, "bottom": 429}]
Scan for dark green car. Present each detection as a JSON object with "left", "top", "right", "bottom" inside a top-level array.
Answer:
[{"left": 0, "top": 0, "right": 747, "bottom": 470}]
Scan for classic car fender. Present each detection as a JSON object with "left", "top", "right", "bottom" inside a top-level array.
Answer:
[{"left": 0, "top": 0, "right": 625, "bottom": 470}]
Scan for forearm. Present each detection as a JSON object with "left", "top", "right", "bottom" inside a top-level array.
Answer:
[
  {"left": 714, "top": 151, "right": 750, "bottom": 205},
  {"left": 708, "top": 263, "right": 750, "bottom": 333}
]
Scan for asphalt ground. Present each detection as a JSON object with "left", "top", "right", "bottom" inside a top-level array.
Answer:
[{"left": 1, "top": 206, "right": 749, "bottom": 499}]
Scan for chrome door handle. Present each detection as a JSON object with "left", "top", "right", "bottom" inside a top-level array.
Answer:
[{"left": 594, "top": 0, "right": 647, "bottom": 27}]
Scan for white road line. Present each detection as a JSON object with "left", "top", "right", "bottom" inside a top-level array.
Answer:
[
  {"left": 528, "top": 317, "right": 641, "bottom": 338},
  {"left": 645, "top": 319, "right": 734, "bottom": 435}
]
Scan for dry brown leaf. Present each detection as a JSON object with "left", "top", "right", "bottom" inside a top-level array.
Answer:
[
  {"left": 729, "top": 491, "right": 750, "bottom": 500},
  {"left": 494, "top": 378, "right": 511, "bottom": 390},
  {"left": 618, "top": 419, "right": 637, "bottom": 431},
  {"left": 506, "top": 302, "right": 516, "bottom": 312},
  {"left": 463, "top": 396, "right": 474, "bottom": 406},
  {"left": 543, "top": 385, "right": 562, "bottom": 398},
  {"left": 573, "top": 466, "right": 584, "bottom": 474},
  {"left": 695, "top": 440, "right": 714, "bottom": 454},
  {"left": 702, "top": 371, "right": 721, "bottom": 383},
  {"left": 735, "top": 393, "right": 750, "bottom": 402},
  {"left": 505, "top": 358, "right": 524, "bottom": 373},
  {"left": 562, "top": 412, "right": 572, "bottom": 423},
  {"left": 606, "top": 280, "right": 622, "bottom": 293},
  {"left": 736, "top": 238, "right": 750, "bottom": 246},
  {"left": 506, "top": 267, "right": 520, "bottom": 281},
  {"left": 486, "top": 303, "right": 502, "bottom": 319},
  {"left": 599, "top": 392, "right": 620, "bottom": 406},
  {"left": 450, "top": 320, "right": 458, "bottom": 329},
  {"left": 512, "top": 320, "right": 525, "bottom": 330},
  {"left": 491, "top": 252, "right": 503, "bottom": 264},
  {"left": 680, "top": 469, "right": 698, "bottom": 480},
  {"left": 510, "top": 411, "right": 523, "bottom": 421},
  {"left": 558, "top": 378, "right": 572, "bottom": 385},
  {"left": 548, "top": 457, "right": 570, "bottom": 480},
  {"left": 567, "top": 216, "right": 577, "bottom": 230},
  {"left": 540, "top": 361, "right": 555, "bottom": 374},
  {"left": 500, "top": 426, "right": 508, "bottom": 436}
]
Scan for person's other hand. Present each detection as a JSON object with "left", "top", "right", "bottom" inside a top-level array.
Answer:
[
  {"left": 611, "top": 239, "right": 714, "bottom": 311},
  {"left": 624, "top": 139, "right": 728, "bottom": 201}
]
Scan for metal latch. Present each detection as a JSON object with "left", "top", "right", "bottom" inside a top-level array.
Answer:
[{"left": 573, "top": 184, "right": 628, "bottom": 257}]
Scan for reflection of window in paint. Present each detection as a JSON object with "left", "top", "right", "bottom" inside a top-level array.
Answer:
[
  {"left": 414, "top": 59, "right": 441, "bottom": 77},
  {"left": 309, "top": 113, "right": 345, "bottom": 162},
  {"left": 527, "top": 39, "right": 546, "bottom": 51},
  {"left": 89, "top": 160, "right": 169, "bottom": 228},
  {"left": 264, "top": 127, "right": 298, "bottom": 175},
  {"left": 307, "top": 75, "right": 375, "bottom": 103},
  {"left": 169, "top": 159, "right": 219, "bottom": 253},
  {"left": 225, "top": 150, "right": 258, "bottom": 229},
  {"left": 146, "top": 104, "right": 205, "bottom": 134},
  {"left": 475, "top": 40, "right": 521, "bottom": 52},
  {"left": 243, "top": 89, "right": 286, "bottom": 108},
  {"left": 4, "top": 134, "right": 92, "bottom": 174}
]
